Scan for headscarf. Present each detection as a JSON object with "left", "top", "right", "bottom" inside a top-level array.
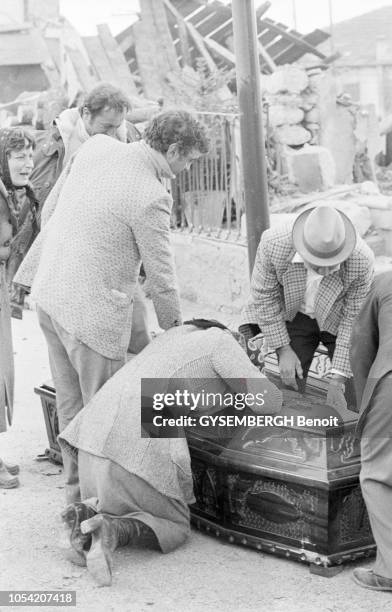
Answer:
[
  {"left": 0, "top": 128, "right": 15, "bottom": 189},
  {"left": 0, "top": 128, "right": 38, "bottom": 233}
]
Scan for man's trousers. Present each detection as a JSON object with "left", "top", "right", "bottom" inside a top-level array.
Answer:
[
  {"left": 285, "top": 312, "right": 336, "bottom": 391},
  {"left": 360, "top": 374, "right": 392, "bottom": 579},
  {"left": 37, "top": 307, "right": 125, "bottom": 503}
]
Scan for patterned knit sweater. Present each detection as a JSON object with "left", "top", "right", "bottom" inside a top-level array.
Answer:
[
  {"left": 59, "top": 325, "right": 283, "bottom": 502},
  {"left": 27, "top": 136, "right": 182, "bottom": 359}
]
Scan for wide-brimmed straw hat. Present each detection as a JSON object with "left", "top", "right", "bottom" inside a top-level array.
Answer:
[{"left": 292, "top": 205, "right": 356, "bottom": 267}]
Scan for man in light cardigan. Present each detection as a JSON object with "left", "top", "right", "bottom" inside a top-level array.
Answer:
[{"left": 28, "top": 110, "right": 209, "bottom": 502}]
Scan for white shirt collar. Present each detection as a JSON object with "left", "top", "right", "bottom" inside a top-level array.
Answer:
[{"left": 292, "top": 252, "right": 340, "bottom": 274}]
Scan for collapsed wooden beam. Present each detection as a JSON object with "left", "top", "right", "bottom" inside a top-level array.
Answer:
[
  {"left": 97, "top": 23, "right": 138, "bottom": 96},
  {"left": 83, "top": 36, "right": 114, "bottom": 83},
  {"left": 164, "top": 0, "right": 217, "bottom": 71},
  {"left": 263, "top": 19, "right": 327, "bottom": 59},
  {"left": 258, "top": 41, "right": 276, "bottom": 71}
]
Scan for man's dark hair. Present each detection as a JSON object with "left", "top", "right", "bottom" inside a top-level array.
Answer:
[
  {"left": 183, "top": 318, "right": 228, "bottom": 331},
  {"left": 143, "top": 110, "right": 209, "bottom": 156},
  {"left": 5, "top": 127, "right": 35, "bottom": 154},
  {"left": 79, "top": 83, "right": 131, "bottom": 120}
]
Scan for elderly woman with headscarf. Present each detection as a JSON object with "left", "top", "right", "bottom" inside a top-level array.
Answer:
[
  {"left": 58, "top": 319, "right": 283, "bottom": 587},
  {"left": 0, "top": 127, "right": 37, "bottom": 487},
  {"left": 0, "top": 127, "right": 38, "bottom": 319},
  {"left": 0, "top": 154, "right": 18, "bottom": 487}
]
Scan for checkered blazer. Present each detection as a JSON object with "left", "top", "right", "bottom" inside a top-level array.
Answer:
[{"left": 241, "top": 222, "right": 374, "bottom": 376}]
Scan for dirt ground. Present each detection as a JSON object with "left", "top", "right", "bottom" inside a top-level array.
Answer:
[{"left": 1, "top": 307, "right": 391, "bottom": 612}]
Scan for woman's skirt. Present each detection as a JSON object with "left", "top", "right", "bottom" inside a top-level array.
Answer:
[
  {"left": 78, "top": 450, "right": 191, "bottom": 554},
  {"left": 0, "top": 264, "right": 14, "bottom": 433}
]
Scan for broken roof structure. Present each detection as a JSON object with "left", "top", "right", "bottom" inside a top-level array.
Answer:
[
  {"left": 115, "top": 0, "right": 337, "bottom": 99},
  {"left": 0, "top": 0, "right": 337, "bottom": 115}
]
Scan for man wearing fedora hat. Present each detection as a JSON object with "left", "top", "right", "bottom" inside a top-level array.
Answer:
[{"left": 240, "top": 205, "right": 374, "bottom": 407}]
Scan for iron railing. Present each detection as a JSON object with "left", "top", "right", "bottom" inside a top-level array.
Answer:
[{"left": 171, "top": 112, "right": 245, "bottom": 241}]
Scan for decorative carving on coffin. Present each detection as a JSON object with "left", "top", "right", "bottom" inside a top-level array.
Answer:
[
  {"left": 329, "top": 432, "right": 358, "bottom": 463},
  {"left": 45, "top": 397, "right": 60, "bottom": 446},
  {"left": 312, "top": 353, "right": 331, "bottom": 378},
  {"left": 339, "top": 487, "right": 373, "bottom": 543},
  {"left": 191, "top": 462, "right": 205, "bottom": 502},
  {"left": 192, "top": 462, "right": 219, "bottom": 518},
  {"left": 228, "top": 477, "right": 319, "bottom": 540},
  {"left": 240, "top": 428, "right": 323, "bottom": 463}
]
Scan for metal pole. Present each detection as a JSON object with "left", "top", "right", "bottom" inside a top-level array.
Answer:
[{"left": 232, "top": 0, "right": 269, "bottom": 275}]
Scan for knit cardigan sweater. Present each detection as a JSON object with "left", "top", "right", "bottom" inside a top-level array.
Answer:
[
  {"left": 59, "top": 326, "right": 283, "bottom": 502},
  {"left": 27, "top": 136, "right": 182, "bottom": 359}
]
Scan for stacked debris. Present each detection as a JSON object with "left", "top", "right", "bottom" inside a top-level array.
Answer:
[{"left": 263, "top": 65, "right": 326, "bottom": 147}]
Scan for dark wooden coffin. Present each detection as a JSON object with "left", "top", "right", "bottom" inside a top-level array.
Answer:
[
  {"left": 35, "top": 366, "right": 376, "bottom": 575},
  {"left": 186, "top": 349, "right": 375, "bottom": 574}
]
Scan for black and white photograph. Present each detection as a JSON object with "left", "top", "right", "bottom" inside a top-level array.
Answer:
[{"left": 1, "top": 0, "right": 392, "bottom": 610}]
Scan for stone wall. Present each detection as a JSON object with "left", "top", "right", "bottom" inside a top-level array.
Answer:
[
  {"left": 171, "top": 232, "right": 249, "bottom": 315},
  {"left": 170, "top": 204, "right": 392, "bottom": 315}
]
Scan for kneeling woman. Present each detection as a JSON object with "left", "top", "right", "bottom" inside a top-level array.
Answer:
[{"left": 58, "top": 320, "right": 282, "bottom": 586}]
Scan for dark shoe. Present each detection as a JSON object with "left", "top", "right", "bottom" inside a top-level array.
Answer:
[
  {"left": 81, "top": 514, "right": 155, "bottom": 587},
  {"left": 4, "top": 462, "right": 19, "bottom": 476},
  {"left": 0, "top": 460, "right": 19, "bottom": 488},
  {"left": 353, "top": 568, "right": 392, "bottom": 591},
  {"left": 61, "top": 502, "right": 97, "bottom": 565}
]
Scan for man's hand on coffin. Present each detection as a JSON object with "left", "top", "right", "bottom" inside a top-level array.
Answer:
[{"left": 276, "top": 345, "right": 303, "bottom": 391}]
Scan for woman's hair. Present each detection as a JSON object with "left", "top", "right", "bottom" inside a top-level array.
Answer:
[
  {"left": 3, "top": 127, "right": 35, "bottom": 156},
  {"left": 143, "top": 110, "right": 209, "bottom": 156},
  {"left": 183, "top": 318, "right": 229, "bottom": 331}
]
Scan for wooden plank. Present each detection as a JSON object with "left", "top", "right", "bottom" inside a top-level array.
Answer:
[
  {"left": 171, "top": 0, "right": 204, "bottom": 19},
  {"left": 164, "top": 0, "right": 217, "bottom": 72},
  {"left": 256, "top": 2, "right": 271, "bottom": 19},
  {"left": 133, "top": 18, "right": 163, "bottom": 98},
  {"left": 264, "top": 36, "right": 294, "bottom": 60},
  {"left": 149, "top": 0, "right": 180, "bottom": 74},
  {"left": 83, "top": 36, "right": 114, "bottom": 82},
  {"left": 258, "top": 41, "right": 276, "bottom": 71},
  {"left": 304, "top": 29, "right": 330, "bottom": 47},
  {"left": 176, "top": 16, "right": 192, "bottom": 66},
  {"left": 262, "top": 19, "right": 327, "bottom": 59},
  {"left": 116, "top": 31, "right": 135, "bottom": 55},
  {"left": 97, "top": 23, "right": 138, "bottom": 96},
  {"left": 116, "top": 24, "right": 133, "bottom": 45},
  {"left": 187, "top": 3, "right": 232, "bottom": 37},
  {"left": 66, "top": 46, "right": 96, "bottom": 91},
  {"left": 207, "top": 22, "right": 233, "bottom": 46},
  {"left": 205, "top": 18, "right": 233, "bottom": 41},
  {"left": 265, "top": 28, "right": 330, "bottom": 65},
  {"left": 259, "top": 26, "right": 282, "bottom": 47},
  {"left": 203, "top": 37, "right": 235, "bottom": 65}
]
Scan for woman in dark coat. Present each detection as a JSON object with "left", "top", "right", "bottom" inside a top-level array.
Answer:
[
  {"left": 0, "top": 128, "right": 39, "bottom": 319},
  {"left": 0, "top": 163, "right": 18, "bottom": 487},
  {"left": 0, "top": 127, "right": 37, "bottom": 487}
]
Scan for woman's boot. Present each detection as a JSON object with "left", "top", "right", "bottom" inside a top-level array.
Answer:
[
  {"left": 0, "top": 458, "right": 19, "bottom": 488},
  {"left": 81, "top": 514, "right": 156, "bottom": 587},
  {"left": 61, "top": 502, "right": 97, "bottom": 566}
]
